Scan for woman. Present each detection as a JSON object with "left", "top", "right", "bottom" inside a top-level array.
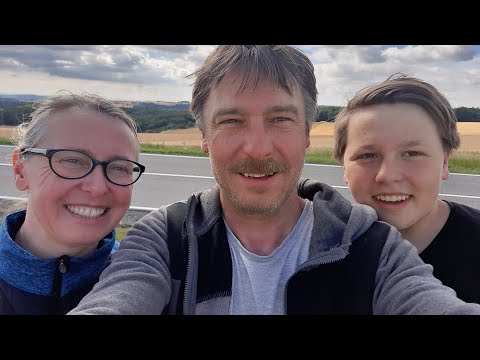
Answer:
[
  {"left": 333, "top": 74, "right": 480, "bottom": 303},
  {"left": 0, "top": 92, "right": 145, "bottom": 314}
]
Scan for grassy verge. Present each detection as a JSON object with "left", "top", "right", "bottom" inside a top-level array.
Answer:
[
  {"left": 0, "top": 137, "right": 13, "bottom": 145},
  {"left": 450, "top": 151, "right": 480, "bottom": 174},
  {"left": 140, "top": 143, "right": 480, "bottom": 175},
  {"left": 140, "top": 143, "right": 207, "bottom": 157},
  {"left": 116, "top": 223, "right": 132, "bottom": 241},
  {"left": 305, "top": 149, "right": 340, "bottom": 166},
  {"left": 2, "top": 136, "right": 480, "bottom": 174}
]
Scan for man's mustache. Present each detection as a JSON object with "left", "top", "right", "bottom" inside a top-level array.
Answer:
[{"left": 229, "top": 158, "right": 289, "bottom": 174}]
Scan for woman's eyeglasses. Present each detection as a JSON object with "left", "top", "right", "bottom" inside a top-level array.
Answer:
[{"left": 20, "top": 148, "right": 145, "bottom": 186}]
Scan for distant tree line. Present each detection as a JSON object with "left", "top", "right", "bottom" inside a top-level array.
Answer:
[
  {"left": 315, "top": 106, "right": 480, "bottom": 122},
  {"left": 123, "top": 106, "right": 195, "bottom": 132},
  {"left": 1, "top": 99, "right": 480, "bottom": 132},
  {"left": 0, "top": 99, "right": 33, "bottom": 126},
  {"left": 453, "top": 107, "right": 480, "bottom": 122}
]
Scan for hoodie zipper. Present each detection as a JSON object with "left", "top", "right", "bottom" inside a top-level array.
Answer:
[
  {"left": 51, "top": 255, "right": 69, "bottom": 299},
  {"left": 182, "top": 196, "right": 199, "bottom": 315},
  {"left": 182, "top": 232, "right": 193, "bottom": 315},
  {"left": 283, "top": 246, "right": 349, "bottom": 314}
]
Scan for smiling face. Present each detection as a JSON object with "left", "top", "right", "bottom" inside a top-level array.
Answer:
[
  {"left": 201, "top": 72, "right": 310, "bottom": 218},
  {"left": 13, "top": 109, "right": 139, "bottom": 257},
  {"left": 342, "top": 103, "right": 449, "bottom": 232}
]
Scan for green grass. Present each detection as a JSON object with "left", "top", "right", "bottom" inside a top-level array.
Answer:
[
  {"left": 0, "top": 137, "right": 13, "bottom": 145},
  {"left": 115, "top": 223, "right": 132, "bottom": 241},
  {"left": 2, "top": 136, "right": 480, "bottom": 174},
  {"left": 305, "top": 149, "right": 340, "bottom": 166},
  {"left": 449, "top": 151, "right": 480, "bottom": 174},
  {"left": 140, "top": 143, "right": 207, "bottom": 157}
]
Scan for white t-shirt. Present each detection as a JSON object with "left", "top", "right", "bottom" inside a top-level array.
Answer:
[{"left": 226, "top": 200, "right": 313, "bottom": 315}]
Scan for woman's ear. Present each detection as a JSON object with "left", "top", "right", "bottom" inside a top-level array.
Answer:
[{"left": 12, "top": 148, "right": 29, "bottom": 191}]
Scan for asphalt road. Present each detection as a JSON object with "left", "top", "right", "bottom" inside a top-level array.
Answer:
[{"left": 1, "top": 145, "right": 480, "bottom": 210}]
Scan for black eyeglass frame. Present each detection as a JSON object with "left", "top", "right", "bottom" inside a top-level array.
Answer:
[{"left": 20, "top": 147, "right": 146, "bottom": 186}]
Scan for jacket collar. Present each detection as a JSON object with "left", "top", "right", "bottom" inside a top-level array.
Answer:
[
  {"left": 194, "top": 184, "right": 223, "bottom": 236},
  {"left": 298, "top": 178, "right": 378, "bottom": 257},
  {"left": 189, "top": 179, "right": 378, "bottom": 260},
  {"left": 0, "top": 210, "right": 118, "bottom": 297}
]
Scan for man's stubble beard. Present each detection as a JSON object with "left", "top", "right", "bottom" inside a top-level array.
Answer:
[{"left": 211, "top": 156, "right": 304, "bottom": 218}]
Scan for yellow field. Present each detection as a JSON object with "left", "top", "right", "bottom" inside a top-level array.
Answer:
[
  {"left": 136, "top": 122, "right": 480, "bottom": 152},
  {"left": 0, "top": 126, "right": 13, "bottom": 139},
  {"left": 2, "top": 122, "right": 480, "bottom": 152}
]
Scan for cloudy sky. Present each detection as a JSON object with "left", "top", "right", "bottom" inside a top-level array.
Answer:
[{"left": 0, "top": 45, "right": 479, "bottom": 107}]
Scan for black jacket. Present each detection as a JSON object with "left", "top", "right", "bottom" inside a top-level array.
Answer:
[{"left": 164, "top": 180, "right": 389, "bottom": 314}]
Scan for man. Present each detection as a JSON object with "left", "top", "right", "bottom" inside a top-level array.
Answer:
[{"left": 70, "top": 45, "right": 480, "bottom": 314}]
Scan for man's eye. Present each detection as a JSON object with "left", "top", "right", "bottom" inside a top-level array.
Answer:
[
  {"left": 359, "top": 153, "right": 376, "bottom": 159},
  {"left": 222, "top": 119, "right": 239, "bottom": 124}
]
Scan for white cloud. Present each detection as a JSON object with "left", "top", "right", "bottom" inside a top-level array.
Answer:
[
  {"left": 0, "top": 45, "right": 478, "bottom": 107},
  {"left": 383, "top": 45, "right": 476, "bottom": 63}
]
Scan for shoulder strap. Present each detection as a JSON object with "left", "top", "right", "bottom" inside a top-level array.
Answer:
[
  {"left": 348, "top": 220, "right": 391, "bottom": 313},
  {"left": 363, "top": 220, "right": 391, "bottom": 245},
  {"left": 164, "top": 201, "right": 188, "bottom": 314},
  {"left": 166, "top": 201, "right": 188, "bottom": 279}
]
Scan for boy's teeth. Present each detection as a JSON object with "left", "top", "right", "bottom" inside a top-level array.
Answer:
[{"left": 375, "top": 195, "right": 410, "bottom": 202}]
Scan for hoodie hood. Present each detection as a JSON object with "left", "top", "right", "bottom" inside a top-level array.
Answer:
[
  {"left": 190, "top": 179, "right": 377, "bottom": 260},
  {"left": 297, "top": 178, "right": 378, "bottom": 259}
]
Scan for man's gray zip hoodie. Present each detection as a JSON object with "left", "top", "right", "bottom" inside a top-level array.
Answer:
[{"left": 70, "top": 180, "right": 480, "bottom": 315}]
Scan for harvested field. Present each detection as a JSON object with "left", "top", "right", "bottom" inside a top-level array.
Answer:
[
  {"left": 137, "top": 128, "right": 202, "bottom": 146},
  {"left": 0, "top": 126, "right": 13, "bottom": 139},
  {"left": 135, "top": 122, "right": 480, "bottom": 152},
  {"left": 2, "top": 122, "right": 480, "bottom": 152}
]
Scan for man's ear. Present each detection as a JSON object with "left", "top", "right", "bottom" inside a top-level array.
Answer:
[
  {"left": 305, "top": 126, "right": 311, "bottom": 149},
  {"left": 201, "top": 131, "right": 209, "bottom": 153},
  {"left": 12, "top": 148, "right": 29, "bottom": 191}
]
